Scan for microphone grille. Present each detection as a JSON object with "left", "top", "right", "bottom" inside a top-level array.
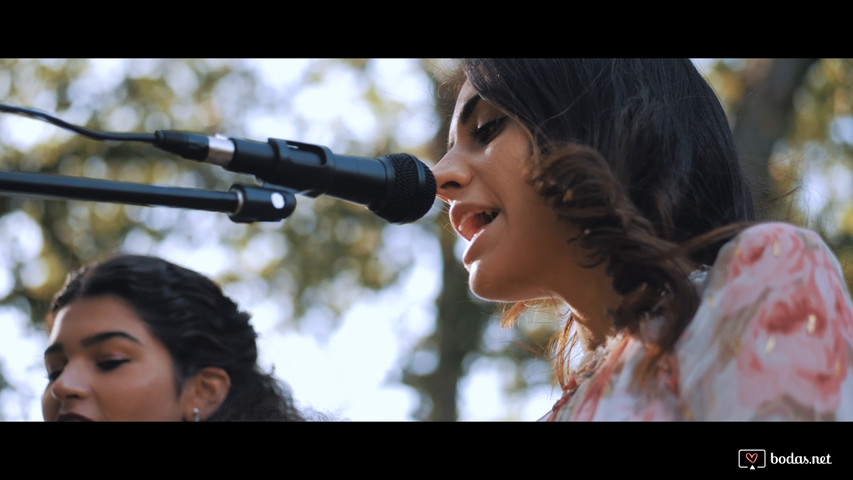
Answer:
[{"left": 371, "top": 153, "right": 436, "bottom": 224}]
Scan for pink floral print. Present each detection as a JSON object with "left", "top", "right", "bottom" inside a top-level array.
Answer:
[{"left": 543, "top": 223, "right": 853, "bottom": 421}]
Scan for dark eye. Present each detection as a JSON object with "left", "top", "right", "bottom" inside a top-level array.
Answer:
[
  {"left": 97, "top": 359, "right": 130, "bottom": 372},
  {"left": 46, "top": 369, "right": 63, "bottom": 382},
  {"left": 471, "top": 117, "right": 508, "bottom": 144}
]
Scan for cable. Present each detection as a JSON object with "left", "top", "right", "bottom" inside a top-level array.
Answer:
[{"left": 0, "top": 103, "right": 155, "bottom": 143}]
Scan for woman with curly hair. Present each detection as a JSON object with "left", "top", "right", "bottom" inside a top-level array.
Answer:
[
  {"left": 42, "top": 254, "right": 311, "bottom": 421},
  {"left": 433, "top": 58, "right": 853, "bottom": 420}
]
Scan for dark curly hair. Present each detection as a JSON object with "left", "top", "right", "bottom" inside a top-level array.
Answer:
[
  {"left": 47, "top": 254, "right": 307, "bottom": 421},
  {"left": 460, "top": 58, "right": 756, "bottom": 385}
]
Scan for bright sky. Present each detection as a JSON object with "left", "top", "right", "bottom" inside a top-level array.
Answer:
[{"left": 0, "top": 59, "right": 558, "bottom": 421}]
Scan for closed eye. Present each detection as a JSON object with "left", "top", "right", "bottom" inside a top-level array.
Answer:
[
  {"left": 470, "top": 117, "right": 508, "bottom": 144},
  {"left": 97, "top": 359, "right": 130, "bottom": 372},
  {"left": 44, "top": 359, "right": 130, "bottom": 382},
  {"left": 46, "top": 368, "right": 63, "bottom": 382}
]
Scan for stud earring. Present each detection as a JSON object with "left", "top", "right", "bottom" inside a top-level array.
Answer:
[{"left": 193, "top": 407, "right": 200, "bottom": 422}]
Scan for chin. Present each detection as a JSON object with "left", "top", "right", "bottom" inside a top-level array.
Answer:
[{"left": 467, "top": 267, "right": 536, "bottom": 304}]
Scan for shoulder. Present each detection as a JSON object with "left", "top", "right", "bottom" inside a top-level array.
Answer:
[
  {"left": 717, "top": 221, "right": 832, "bottom": 272},
  {"left": 694, "top": 222, "right": 849, "bottom": 321},
  {"left": 707, "top": 222, "right": 847, "bottom": 303},
  {"left": 677, "top": 222, "right": 853, "bottom": 420}
]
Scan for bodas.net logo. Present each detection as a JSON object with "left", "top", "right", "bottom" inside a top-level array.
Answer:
[{"left": 739, "top": 449, "right": 766, "bottom": 469}]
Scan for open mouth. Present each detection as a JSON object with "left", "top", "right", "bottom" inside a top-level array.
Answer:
[{"left": 457, "top": 208, "right": 500, "bottom": 241}]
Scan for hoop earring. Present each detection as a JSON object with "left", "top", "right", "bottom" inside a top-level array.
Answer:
[{"left": 193, "top": 407, "right": 200, "bottom": 422}]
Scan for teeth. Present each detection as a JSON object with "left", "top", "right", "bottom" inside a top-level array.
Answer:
[
  {"left": 456, "top": 209, "right": 499, "bottom": 235},
  {"left": 458, "top": 211, "right": 474, "bottom": 233}
]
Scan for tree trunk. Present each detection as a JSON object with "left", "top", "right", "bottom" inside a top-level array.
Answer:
[{"left": 731, "top": 58, "right": 819, "bottom": 217}]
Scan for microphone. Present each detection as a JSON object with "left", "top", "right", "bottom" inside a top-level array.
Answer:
[{"left": 151, "top": 131, "right": 436, "bottom": 224}]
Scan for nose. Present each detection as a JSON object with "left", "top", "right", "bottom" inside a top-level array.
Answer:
[
  {"left": 49, "top": 363, "right": 89, "bottom": 402},
  {"left": 432, "top": 148, "right": 472, "bottom": 204}
]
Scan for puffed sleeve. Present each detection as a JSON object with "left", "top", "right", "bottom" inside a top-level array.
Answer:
[{"left": 676, "top": 222, "right": 853, "bottom": 420}]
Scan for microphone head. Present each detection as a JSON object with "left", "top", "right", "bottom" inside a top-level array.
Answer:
[{"left": 370, "top": 153, "right": 436, "bottom": 224}]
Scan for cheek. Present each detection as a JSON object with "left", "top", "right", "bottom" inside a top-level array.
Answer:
[
  {"left": 510, "top": 196, "right": 574, "bottom": 253},
  {"left": 100, "top": 365, "right": 184, "bottom": 420},
  {"left": 510, "top": 216, "right": 571, "bottom": 273},
  {"left": 42, "top": 388, "right": 58, "bottom": 420},
  {"left": 469, "top": 218, "right": 568, "bottom": 301}
]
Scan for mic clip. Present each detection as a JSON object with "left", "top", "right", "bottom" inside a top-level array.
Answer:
[
  {"left": 228, "top": 184, "right": 297, "bottom": 223},
  {"left": 0, "top": 170, "right": 297, "bottom": 224}
]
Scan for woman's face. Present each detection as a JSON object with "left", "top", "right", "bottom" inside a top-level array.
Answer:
[
  {"left": 42, "top": 295, "right": 191, "bottom": 421},
  {"left": 433, "top": 81, "right": 582, "bottom": 303}
]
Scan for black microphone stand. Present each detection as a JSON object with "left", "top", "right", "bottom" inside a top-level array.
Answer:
[
  {"left": 0, "top": 103, "right": 297, "bottom": 223},
  {"left": 0, "top": 170, "right": 297, "bottom": 223}
]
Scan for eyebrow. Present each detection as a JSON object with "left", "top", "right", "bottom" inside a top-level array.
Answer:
[
  {"left": 459, "top": 94, "right": 481, "bottom": 126},
  {"left": 44, "top": 331, "right": 143, "bottom": 357},
  {"left": 447, "top": 94, "right": 482, "bottom": 151}
]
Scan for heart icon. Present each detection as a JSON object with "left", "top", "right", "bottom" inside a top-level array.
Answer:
[{"left": 745, "top": 452, "right": 758, "bottom": 464}]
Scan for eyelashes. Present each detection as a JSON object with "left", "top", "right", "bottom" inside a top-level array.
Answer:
[
  {"left": 470, "top": 117, "right": 508, "bottom": 144},
  {"left": 97, "top": 359, "right": 130, "bottom": 371},
  {"left": 45, "top": 359, "right": 130, "bottom": 382},
  {"left": 445, "top": 116, "right": 510, "bottom": 153}
]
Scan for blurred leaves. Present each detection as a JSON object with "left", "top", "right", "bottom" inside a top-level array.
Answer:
[
  {"left": 0, "top": 59, "right": 435, "bottom": 337},
  {"left": 2, "top": 58, "right": 851, "bottom": 421},
  {"left": 709, "top": 59, "right": 853, "bottom": 287}
]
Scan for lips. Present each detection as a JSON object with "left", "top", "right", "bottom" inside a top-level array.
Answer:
[
  {"left": 56, "top": 412, "right": 94, "bottom": 422},
  {"left": 450, "top": 204, "right": 501, "bottom": 242}
]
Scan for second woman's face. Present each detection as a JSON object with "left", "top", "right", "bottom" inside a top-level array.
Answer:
[
  {"left": 42, "top": 295, "right": 191, "bottom": 421},
  {"left": 433, "top": 81, "right": 581, "bottom": 303}
]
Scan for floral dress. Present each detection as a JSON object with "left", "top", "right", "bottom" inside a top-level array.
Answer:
[{"left": 541, "top": 222, "right": 853, "bottom": 421}]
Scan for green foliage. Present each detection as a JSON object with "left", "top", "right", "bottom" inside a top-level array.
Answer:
[
  {"left": 5, "top": 58, "right": 847, "bottom": 421},
  {"left": 0, "top": 59, "right": 434, "bottom": 335},
  {"left": 707, "top": 60, "right": 853, "bottom": 287}
]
